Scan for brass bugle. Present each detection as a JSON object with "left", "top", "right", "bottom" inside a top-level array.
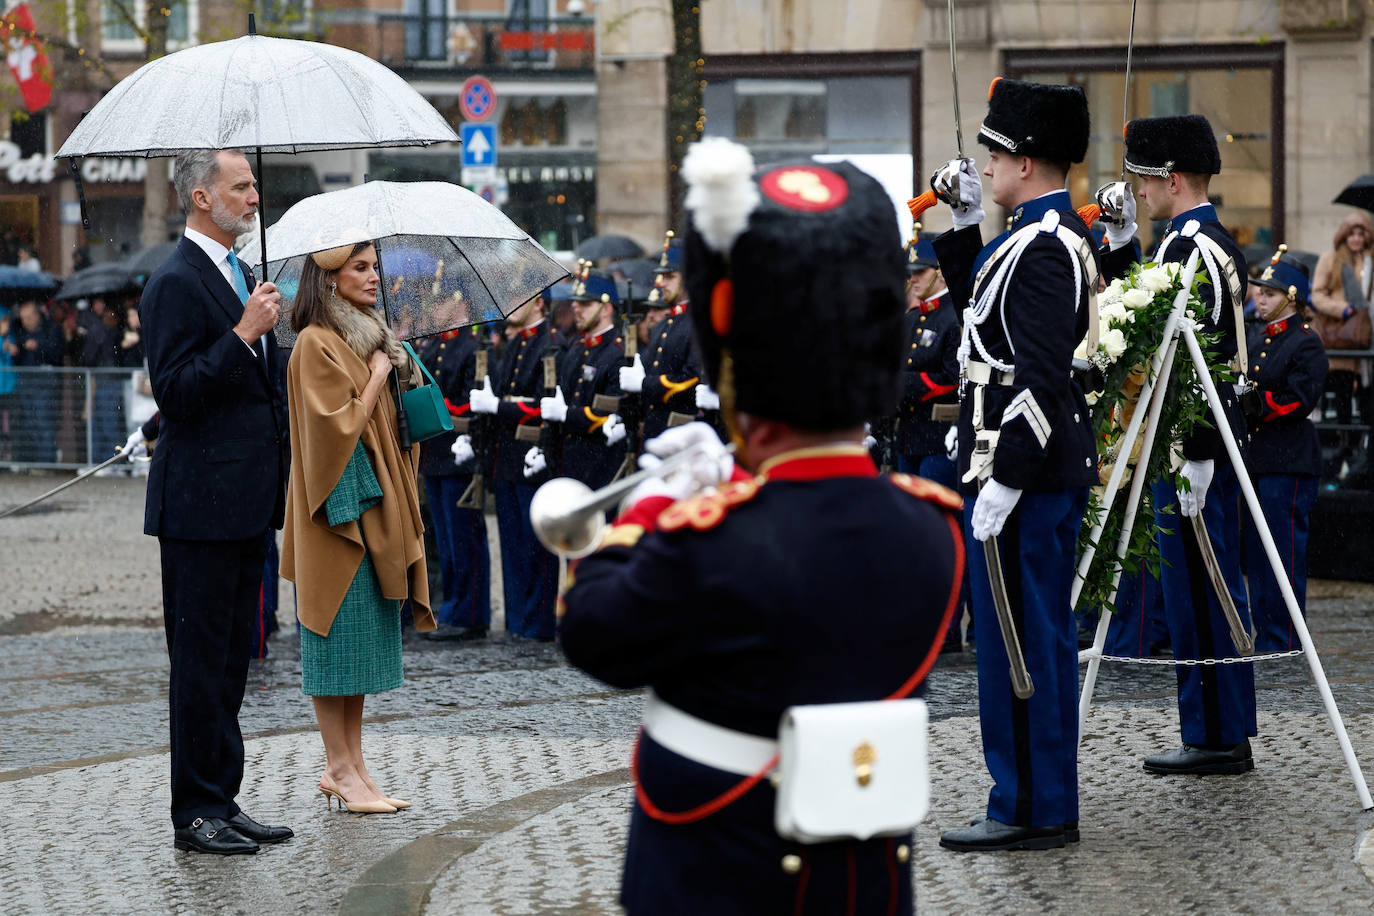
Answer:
[{"left": 529, "top": 441, "right": 736, "bottom": 558}]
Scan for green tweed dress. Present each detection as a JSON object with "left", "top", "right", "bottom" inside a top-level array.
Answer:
[{"left": 300, "top": 441, "right": 404, "bottom": 696}]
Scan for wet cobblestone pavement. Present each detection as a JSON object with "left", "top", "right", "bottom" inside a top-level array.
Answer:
[{"left": 3, "top": 474, "right": 1374, "bottom": 913}]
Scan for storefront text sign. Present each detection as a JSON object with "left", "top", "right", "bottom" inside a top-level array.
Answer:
[{"left": 0, "top": 140, "right": 55, "bottom": 182}]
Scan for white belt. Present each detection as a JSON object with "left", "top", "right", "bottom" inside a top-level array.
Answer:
[
  {"left": 642, "top": 691, "right": 778, "bottom": 776},
  {"left": 965, "top": 361, "right": 1015, "bottom": 385}
]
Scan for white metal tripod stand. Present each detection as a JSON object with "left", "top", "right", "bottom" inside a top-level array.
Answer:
[{"left": 1073, "top": 252, "right": 1372, "bottom": 810}]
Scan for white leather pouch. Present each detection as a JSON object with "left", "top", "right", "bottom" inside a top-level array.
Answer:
[{"left": 774, "top": 698, "right": 929, "bottom": 844}]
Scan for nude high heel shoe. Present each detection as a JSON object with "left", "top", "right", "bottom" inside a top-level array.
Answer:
[
  {"left": 319, "top": 778, "right": 397, "bottom": 814},
  {"left": 381, "top": 796, "right": 412, "bottom": 810}
]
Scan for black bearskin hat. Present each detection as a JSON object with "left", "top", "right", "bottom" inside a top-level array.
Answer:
[
  {"left": 681, "top": 139, "right": 905, "bottom": 431},
  {"left": 977, "top": 78, "right": 1089, "bottom": 164},
  {"left": 1123, "top": 114, "right": 1222, "bottom": 177}
]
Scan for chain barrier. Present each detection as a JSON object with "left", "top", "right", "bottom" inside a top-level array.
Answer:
[{"left": 1097, "top": 649, "right": 1304, "bottom": 667}]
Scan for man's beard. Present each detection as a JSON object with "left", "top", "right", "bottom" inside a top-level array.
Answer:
[
  {"left": 575, "top": 307, "right": 602, "bottom": 333},
  {"left": 210, "top": 193, "right": 256, "bottom": 238}
]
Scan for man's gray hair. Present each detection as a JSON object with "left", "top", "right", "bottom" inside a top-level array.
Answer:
[{"left": 173, "top": 149, "right": 241, "bottom": 213}]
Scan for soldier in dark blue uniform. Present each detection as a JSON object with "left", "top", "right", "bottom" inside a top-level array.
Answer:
[
  {"left": 540, "top": 267, "right": 628, "bottom": 490},
  {"left": 561, "top": 145, "right": 962, "bottom": 914},
  {"left": 1098, "top": 114, "right": 1258, "bottom": 775},
  {"left": 931, "top": 78, "right": 1100, "bottom": 852},
  {"left": 416, "top": 328, "right": 493, "bottom": 642},
  {"left": 897, "top": 228, "right": 961, "bottom": 487},
  {"left": 1241, "top": 248, "right": 1328, "bottom": 652},
  {"left": 619, "top": 233, "right": 703, "bottom": 442},
  {"left": 467, "top": 297, "right": 558, "bottom": 640}
]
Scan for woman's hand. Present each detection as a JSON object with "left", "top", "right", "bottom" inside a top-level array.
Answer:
[{"left": 369, "top": 348, "right": 392, "bottom": 379}]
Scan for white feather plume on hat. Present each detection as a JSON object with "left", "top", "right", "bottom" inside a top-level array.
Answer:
[{"left": 682, "top": 137, "right": 759, "bottom": 256}]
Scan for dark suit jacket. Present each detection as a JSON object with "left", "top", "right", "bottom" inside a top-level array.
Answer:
[{"left": 142, "top": 235, "right": 288, "bottom": 540}]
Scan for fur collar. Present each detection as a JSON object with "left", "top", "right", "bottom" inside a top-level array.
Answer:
[{"left": 320, "top": 292, "right": 409, "bottom": 377}]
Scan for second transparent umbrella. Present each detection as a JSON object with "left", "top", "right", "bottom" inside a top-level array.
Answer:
[{"left": 247, "top": 180, "right": 568, "bottom": 347}]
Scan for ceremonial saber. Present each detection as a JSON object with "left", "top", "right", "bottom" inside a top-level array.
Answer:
[
  {"left": 947, "top": 0, "right": 964, "bottom": 159},
  {"left": 1118, "top": 0, "right": 1138, "bottom": 182},
  {"left": 1188, "top": 513, "right": 1256, "bottom": 655},
  {"left": 983, "top": 521, "right": 1034, "bottom": 699},
  {"left": 0, "top": 448, "right": 135, "bottom": 520},
  {"left": 1083, "top": 0, "right": 1140, "bottom": 228}
]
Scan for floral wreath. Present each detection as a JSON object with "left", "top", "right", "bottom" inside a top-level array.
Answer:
[{"left": 1073, "top": 260, "right": 1229, "bottom": 615}]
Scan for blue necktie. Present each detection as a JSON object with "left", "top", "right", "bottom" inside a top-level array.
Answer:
[
  {"left": 225, "top": 249, "right": 250, "bottom": 305},
  {"left": 225, "top": 249, "right": 261, "bottom": 357}
]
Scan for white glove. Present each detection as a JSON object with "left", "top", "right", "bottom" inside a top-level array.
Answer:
[
  {"left": 696, "top": 384, "right": 720, "bottom": 410},
  {"left": 971, "top": 479, "right": 1022, "bottom": 542},
  {"left": 450, "top": 434, "right": 474, "bottom": 466},
  {"left": 944, "top": 425, "right": 959, "bottom": 462},
  {"left": 122, "top": 428, "right": 148, "bottom": 460},
  {"left": 618, "top": 354, "right": 645, "bottom": 394},
  {"left": 642, "top": 421, "right": 733, "bottom": 491},
  {"left": 522, "top": 446, "right": 547, "bottom": 479},
  {"left": 468, "top": 376, "right": 499, "bottom": 415},
  {"left": 540, "top": 386, "right": 568, "bottom": 423},
  {"left": 933, "top": 157, "right": 984, "bottom": 229},
  {"left": 603, "top": 413, "right": 627, "bottom": 445},
  {"left": 1177, "top": 458, "right": 1215, "bottom": 518},
  {"left": 1097, "top": 181, "right": 1138, "bottom": 250}
]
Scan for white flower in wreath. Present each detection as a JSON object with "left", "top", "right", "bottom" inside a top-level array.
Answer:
[
  {"left": 1074, "top": 336, "right": 1092, "bottom": 362},
  {"left": 1104, "top": 277, "right": 1126, "bottom": 298},
  {"left": 1122, "top": 287, "right": 1153, "bottom": 310},
  {"left": 1100, "top": 327, "right": 1129, "bottom": 361},
  {"left": 1137, "top": 263, "right": 1178, "bottom": 295},
  {"left": 1100, "top": 297, "right": 1135, "bottom": 327}
]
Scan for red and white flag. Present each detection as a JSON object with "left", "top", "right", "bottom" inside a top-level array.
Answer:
[{"left": 3, "top": 4, "right": 53, "bottom": 112}]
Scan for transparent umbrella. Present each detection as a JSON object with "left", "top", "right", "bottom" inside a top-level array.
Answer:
[
  {"left": 53, "top": 17, "right": 459, "bottom": 271},
  {"left": 246, "top": 180, "right": 568, "bottom": 347}
]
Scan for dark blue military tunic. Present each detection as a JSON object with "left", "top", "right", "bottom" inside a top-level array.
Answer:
[
  {"left": 896, "top": 289, "right": 960, "bottom": 461},
  {"left": 1242, "top": 314, "right": 1328, "bottom": 652},
  {"left": 640, "top": 301, "right": 702, "bottom": 441},
  {"left": 561, "top": 447, "right": 962, "bottom": 915},
  {"left": 932, "top": 190, "right": 1097, "bottom": 829},
  {"left": 416, "top": 330, "right": 492, "bottom": 629},
  {"left": 489, "top": 320, "right": 558, "bottom": 639},
  {"left": 552, "top": 327, "right": 627, "bottom": 490},
  {"left": 1101, "top": 203, "right": 1257, "bottom": 748}
]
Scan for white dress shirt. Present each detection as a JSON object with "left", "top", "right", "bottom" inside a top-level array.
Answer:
[{"left": 183, "top": 227, "right": 262, "bottom": 357}]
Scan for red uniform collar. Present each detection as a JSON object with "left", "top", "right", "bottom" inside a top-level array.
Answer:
[
  {"left": 582, "top": 328, "right": 612, "bottom": 347},
  {"left": 1265, "top": 316, "right": 1293, "bottom": 337},
  {"left": 668, "top": 301, "right": 688, "bottom": 317},
  {"left": 918, "top": 292, "right": 946, "bottom": 314},
  {"left": 439, "top": 329, "right": 463, "bottom": 341},
  {"left": 519, "top": 324, "right": 541, "bottom": 340},
  {"left": 757, "top": 445, "right": 878, "bottom": 481}
]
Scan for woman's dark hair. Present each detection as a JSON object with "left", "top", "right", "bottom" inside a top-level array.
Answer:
[{"left": 290, "top": 241, "right": 374, "bottom": 334}]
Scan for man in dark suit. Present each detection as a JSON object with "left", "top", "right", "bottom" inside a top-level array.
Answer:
[{"left": 142, "top": 148, "right": 293, "bottom": 855}]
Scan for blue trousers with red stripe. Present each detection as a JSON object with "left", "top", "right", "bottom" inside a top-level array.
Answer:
[
  {"left": 967, "top": 487, "right": 1086, "bottom": 828},
  {"left": 424, "top": 474, "right": 492, "bottom": 628},
  {"left": 494, "top": 478, "right": 558, "bottom": 639},
  {"left": 1153, "top": 463, "right": 1257, "bottom": 748},
  {"left": 1243, "top": 473, "right": 1318, "bottom": 653}
]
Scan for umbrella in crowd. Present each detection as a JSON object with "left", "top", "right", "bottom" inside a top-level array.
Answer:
[
  {"left": 0, "top": 265, "right": 61, "bottom": 301},
  {"left": 54, "top": 262, "right": 135, "bottom": 301},
  {"left": 1334, "top": 175, "right": 1374, "bottom": 212},
  {"left": 54, "top": 17, "right": 459, "bottom": 271},
  {"left": 124, "top": 242, "right": 179, "bottom": 284},
  {"left": 247, "top": 180, "right": 568, "bottom": 348},
  {"left": 609, "top": 256, "right": 658, "bottom": 305},
  {"left": 576, "top": 234, "right": 645, "bottom": 261}
]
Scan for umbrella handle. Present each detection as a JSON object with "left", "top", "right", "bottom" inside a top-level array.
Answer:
[{"left": 392, "top": 368, "right": 411, "bottom": 451}]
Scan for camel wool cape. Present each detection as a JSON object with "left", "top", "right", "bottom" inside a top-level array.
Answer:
[{"left": 282, "top": 324, "right": 435, "bottom": 637}]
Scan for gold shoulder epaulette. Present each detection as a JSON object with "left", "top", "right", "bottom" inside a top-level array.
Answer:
[
  {"left": 657, "top": 479, "right": 761, "bottom": 533},
  {"left": 889, "top": 473, "right": 964, "bottom": 511}
]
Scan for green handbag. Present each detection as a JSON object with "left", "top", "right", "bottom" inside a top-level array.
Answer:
[{"left": 397, "top": 341, "right": 455, "bottom": 443}]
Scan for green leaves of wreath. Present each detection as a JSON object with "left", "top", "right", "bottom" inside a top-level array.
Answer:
[{"left": 1074, "top": 261, "right": 1229, "bottom": 615}]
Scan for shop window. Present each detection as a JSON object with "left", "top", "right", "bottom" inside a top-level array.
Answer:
[
  {"left": 101, "top": 0, "right": 195, "bottom": 53},
  {"left": 1008, "top": 44, "right": 1282, "bottom": 250},
  {"left": 404, "top": 0, "right": 448, "bottom": 61},
  {"left": 10, "top": 111, "right": 46, "bottom": 158}
]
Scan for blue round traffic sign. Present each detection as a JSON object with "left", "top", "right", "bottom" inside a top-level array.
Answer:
[{"left": 460, "top": 76, "right": 496, "bottom": 122}]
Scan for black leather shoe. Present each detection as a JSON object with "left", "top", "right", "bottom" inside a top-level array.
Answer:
[
  {"left": 968, "top": 816, "right": 1078, "bottom": 843},
  {"left": 940, "top": 817, "right": 1066, "bottom": 851},
  {"left": 421, "top": 625, "right": 489, "bottom": 642},
  {"left": 1143, "top": 740, "right": 1253, "bottom": 775},
  {"left": 173, "top": 817, "right": 258, "bottom": 855},
  {"left": 227, "top": 811, "right": 294, "bottom": 844}
]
